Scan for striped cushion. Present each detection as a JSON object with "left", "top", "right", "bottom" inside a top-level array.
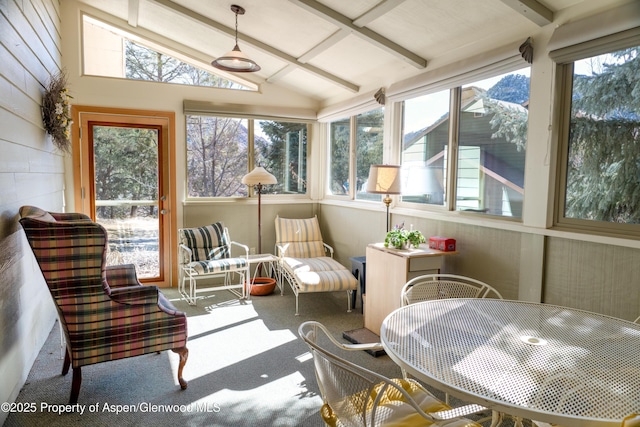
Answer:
[
  {"left": 282, "top": 256, "right": 358, "bottom": 293},
  {"left": 187, "top": 257, "right": 248, "bottom": 275},
  {"left": 275, "top": 216, "right": 326, "bottom": 258},
  {"left": 179, "top": 222, "right": 229, "bottom": 261}
]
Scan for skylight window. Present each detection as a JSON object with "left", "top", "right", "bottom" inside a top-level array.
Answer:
[{"left": 82, "top": 14, "right": 256, "bottom": 91}]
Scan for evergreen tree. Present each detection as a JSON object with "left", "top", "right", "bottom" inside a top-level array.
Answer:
[
  {"left": 257, "top": 121, "right": 307, "bottom": 194},
  {"left": 565, "top": 47, "right": 640, "bottom": 223},
  {"left": 329, "top": 120, "right": 350, "bottom": 194},
  {"left": 485, "top": 47, "right": 640, "bottom": 222}
]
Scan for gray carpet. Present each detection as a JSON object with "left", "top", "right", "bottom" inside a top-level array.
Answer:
[
  {"left": 4, "top": 288, "right": 406, "bottom": 427},
  {"left": 5, "top": 287, "right": 526, "bottom": 427}
]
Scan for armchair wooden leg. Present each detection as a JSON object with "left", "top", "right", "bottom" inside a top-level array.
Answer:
[
  {"left": 69, "top": 367, "right": 81, "bottom": 404},
  {"left": 62, "top": 349, "right": 71, "bottom": 375},
  {"left": 172, "top": 347, "right": 189, "bottom": 390}
]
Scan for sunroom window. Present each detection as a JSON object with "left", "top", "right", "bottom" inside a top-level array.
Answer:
[
  {"left": 401, "top": 90, "right": 450, "bottom": 206},
  {"left": 327, "top": 108, "right": 384, "bottom": 201},
  {"left": 556, "top": 45, "right": 640, "bottom": 232},
  {"left": 400, "top": 67, "right": 530, "bottom": 218},
  {"left": 186, "top": 115, "right": 308, "bottom": 198},
  {"left": 82, "top": 15, "right": 255, "bottom": 91},
  {"left": 458, "top": 72, "right": 528, "bottom": 216}
]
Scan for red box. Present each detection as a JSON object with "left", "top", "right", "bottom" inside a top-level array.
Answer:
[{"left": 429, "top": 236, "right": 456, "bottom": 252}]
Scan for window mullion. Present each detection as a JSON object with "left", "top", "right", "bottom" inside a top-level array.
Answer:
[
  {"left": 349, "top": 117, "right": 357, "bottom": 200},
  {"left": 447, "top": 87, "right": 461, "bottom": 211}
]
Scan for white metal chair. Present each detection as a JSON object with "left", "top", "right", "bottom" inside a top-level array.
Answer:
[
  {"left": 401, "top": 273, "right": 503, "bottom": 306},
  {"left": 275, "top": 216, "right": 358, "bottom": 315},
  {"left": 298, "top": 321, "right": 486, "bottom": 427},
  {"left": 401, "top": 274, "right": 512, "bottom": 427},
  {"left": 178, "top": 222, "right": 249, "bottom": 305},
  {"left": 634, "top": 316, "right": 640, "bottom": 324}
]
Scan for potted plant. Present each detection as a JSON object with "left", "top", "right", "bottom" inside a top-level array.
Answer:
[{"left": 384, "top": 224, "right": 426, "bottom": 249}]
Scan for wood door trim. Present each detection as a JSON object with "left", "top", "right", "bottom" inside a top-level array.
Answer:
[{"left": 71, "top": 105, "right": 177, "bottom": 287}]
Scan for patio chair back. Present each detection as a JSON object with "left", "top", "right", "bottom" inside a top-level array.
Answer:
[
  {"left": 177, "top": 221, "right": 249, "bottom": 305},
  {"left": 178, "top": 222, "right": 231, "bottom": 261},
  {"left": 401, "top": 273, "right": 503, "bottom": 306},
  {"left": 298, "top": 321, "right": 483, "bottom": 427}
]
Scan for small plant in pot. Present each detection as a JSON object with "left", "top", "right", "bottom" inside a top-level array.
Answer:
[{"left": 384, "top": 224, "right": 426, "bottom": 249}]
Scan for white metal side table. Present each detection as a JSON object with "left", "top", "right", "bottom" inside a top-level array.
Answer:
[{"left": 380, "top": 298, "right": 640, "bottom": 427}]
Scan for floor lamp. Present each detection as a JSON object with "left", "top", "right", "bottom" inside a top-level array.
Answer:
[
  {"left": 242, "top": 166, "right": 277, "bottom": 258},
  {"left": 366, "top": 164, "right": 402, "bottom": 232}
]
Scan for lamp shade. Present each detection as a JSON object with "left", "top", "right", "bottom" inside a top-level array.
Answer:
[
  {"left": 212, "top": 45, "right": 261, "bottom": 72},
  {"left": 211, "top": 4, "right": 260, "bottom": 73},
  {"left": 366, "top": 164, "right": 401, "bottom": 195},
  {"left": 242, "top": 166, "right": 277, "bottom": 186}
]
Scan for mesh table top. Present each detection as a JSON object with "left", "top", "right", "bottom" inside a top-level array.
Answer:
[{"left": 380, "top": 299, "right": 640, "bottom": 427}]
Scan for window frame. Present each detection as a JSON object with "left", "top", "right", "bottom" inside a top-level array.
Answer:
[
  {"left": 553, "top": 45, "right": 640, "bottom": 239},
  {"left": 325, "top": 107, "right": 385, "bottom": 203},
  {"left": 81, "top": 13, "right": 258, "bottom": 91},
  {"left": 184, "top": 113, "right": 312, "bottom": 200},
  {"left": 396, "top": 68, "right": 530, "bottom": 221}
]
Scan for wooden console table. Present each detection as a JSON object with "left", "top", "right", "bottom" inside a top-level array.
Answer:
[{"left": 364, "top": 243, "right": 457, "bottom": 335}]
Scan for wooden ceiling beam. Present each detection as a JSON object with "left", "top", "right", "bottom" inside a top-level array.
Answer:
[
  {"left": 353, "top": 0, "right": 406, "bottom": 27},
  {"left": 127, "top": 0, "right": 140, "bottom": 27},
  {"left": 289, "top": 0, "right": 427, "bottom": 69},
  {"left": 500, "top": 0, "right": 554, "bottom": 26},
  {"left": 149, "top": 0, "right": 359, "bottom": 92}
]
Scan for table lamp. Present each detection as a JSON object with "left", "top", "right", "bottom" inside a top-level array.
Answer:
[
  {"left": 366, "top": 164, "right": 401, "bottom": 232},
  {"left": 242, "top": 166, "right": 277, "bottom": 255}
]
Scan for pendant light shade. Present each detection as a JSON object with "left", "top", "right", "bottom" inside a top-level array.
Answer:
[{"left": 212, "top": 5, "right": 261, "bottom": 73}]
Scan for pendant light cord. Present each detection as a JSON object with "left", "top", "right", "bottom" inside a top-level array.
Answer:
[{"left": 234, "top": 10, "right": 239, "bottom": 46}]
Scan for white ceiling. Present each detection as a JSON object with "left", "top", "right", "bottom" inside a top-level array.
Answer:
[{"left": 76, "top": 0, "right": 586, "bottom": 106}]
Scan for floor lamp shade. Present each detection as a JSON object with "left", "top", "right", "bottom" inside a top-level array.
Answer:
[
  {"left": 366, "top": 164, "right": 401, "bottom": 231},
  {"left": 241, "top": 166, "right": 277, "bottom": 187},
  {"left": 242, "top": 167, "right": 277, "bottom": 255}
]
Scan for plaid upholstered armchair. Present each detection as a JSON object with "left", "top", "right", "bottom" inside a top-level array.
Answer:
[{"left": 19, "top": 206, "right": 188, "bottom": 404}]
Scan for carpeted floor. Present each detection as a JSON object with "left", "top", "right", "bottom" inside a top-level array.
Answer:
[
  {"left": 4, "top": 287, "right": 527, "bottom": 427},
  {"left": 4, "top": 287, "right": 405, "bottom": 426}
]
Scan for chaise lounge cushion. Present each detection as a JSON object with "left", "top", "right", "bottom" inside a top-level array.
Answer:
[{"left": 282, "top": 256, "right": 357, "bottom": 293}]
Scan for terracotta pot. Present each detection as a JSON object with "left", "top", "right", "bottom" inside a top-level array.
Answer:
[{"left": 246, "top": 277, "right": 276, "bottom": 296}]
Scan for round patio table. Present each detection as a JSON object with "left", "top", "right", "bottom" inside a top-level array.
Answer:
[{"left": 380, "top": 298, "right": 640, "bottom": 427}]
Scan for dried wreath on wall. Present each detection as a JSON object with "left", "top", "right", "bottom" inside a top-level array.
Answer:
[{"left": 42, "top": 71, "right": 72, "bottom": 152}]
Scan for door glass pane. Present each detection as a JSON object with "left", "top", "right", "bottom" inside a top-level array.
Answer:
[{"left": 92, "top": 125, "right": 160, "bottom": 279}]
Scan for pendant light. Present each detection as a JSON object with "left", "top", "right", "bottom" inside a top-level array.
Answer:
[{"left": 211, "top": 4, "right": 261, "bottom": 72}]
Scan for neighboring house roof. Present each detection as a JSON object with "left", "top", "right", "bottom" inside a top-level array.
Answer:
[{"left": 402, "top": 86, "right": 527, "bottom": 191}]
